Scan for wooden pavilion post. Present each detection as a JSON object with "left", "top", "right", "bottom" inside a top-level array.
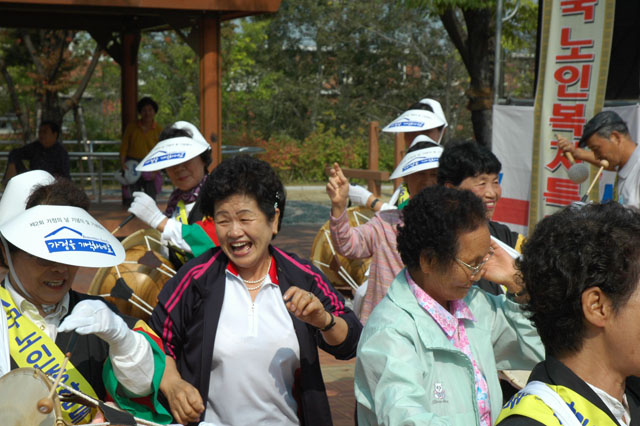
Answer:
[
  {"left": 199, "top": 15, "right": 222, "bottom": 170},
  {"left": 367, "top": 121, "right": 380, "bottom": 196},
  {"left": 121, "top": 30, "right": 140, "bottom": 133},
  {"left": 394, "top": 133, "right": 404, "bottom": 189}
]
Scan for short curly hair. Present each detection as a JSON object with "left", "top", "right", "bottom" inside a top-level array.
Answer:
[
  {"left": 26, "top": 178, "right": 90, "bottom": 210},
  {"left": 199, "top": 155, "right": 286, "bottom": 235},
  {"left": 518, "top": 202, "right": 640, "bottom": 358},
  {"left": 437, "top": 140, "right": 501, "bottom": 186},
  {"left": 397, "top": 185, "right": 487, "bottom": 271}
]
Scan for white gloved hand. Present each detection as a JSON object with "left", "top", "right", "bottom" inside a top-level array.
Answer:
[
  {"left": 128, "top": 191, "right": 166, "bottom": 229},
  {"left": 348, "top": 184, "right": 373, "bottom": 207},
  {"left": 58, "top": 299, "right": 137, "bottom": 355}
]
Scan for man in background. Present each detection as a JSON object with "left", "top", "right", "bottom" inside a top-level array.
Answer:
[{"left": 3, "top": 120, "right": 70, "bottom": 185}]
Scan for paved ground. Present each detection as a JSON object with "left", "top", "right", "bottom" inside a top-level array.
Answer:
[{"left": 79, "top": 188, "right": 359, "bottom": 426}]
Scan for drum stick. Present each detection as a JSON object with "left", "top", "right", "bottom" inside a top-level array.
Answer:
[
  {"left": 564, "top": 150, "right": 576, "bottom": 164},
  {"left": 45, "top": 377, "right": 164, "bottom": 426},
  {"left": 111, "top": 214, "right": 135, "bottom": 235},
  {"left": 37, "top": 352, "right": 71, "bottom": 414},
  {"left": 581, "top": 159, "right": 609, "bottom": 202}
]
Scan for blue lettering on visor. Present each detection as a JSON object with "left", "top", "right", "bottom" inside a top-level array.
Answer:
[
  {"left": 143, "top": 152, "right": 186, "bottom": 166},
  {"left": 44, "top": 227, "right": 116, "bottom": 256},
  {"left": 388, "top": 121, "right": 424, "bottom": 128},
  {"left": 402, "top": 157, "right": 438, "bottom": 172}
]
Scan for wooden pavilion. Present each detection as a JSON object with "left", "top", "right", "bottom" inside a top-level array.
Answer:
[{"left": 0, "top": 0, "right": 282, "bottom": 166}]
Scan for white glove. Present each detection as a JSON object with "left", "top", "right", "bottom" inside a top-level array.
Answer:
[
  {"left": 348, "top": 184, "right": 372, "bottom": 207},
  {"left": 128, "top": 191, "right": 166, "bottom": 229},
  {"left": 58, "top": 299, "right": 137, "bottom": 355}
]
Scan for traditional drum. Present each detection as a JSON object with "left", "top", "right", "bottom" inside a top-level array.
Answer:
[
  {"left": 0, "top": 368, "right": 64, "bottom": 426},
  {"left": 310, "top": 206, "right": 374, "bottom": 294},
  {"left": 88, "top": 228, "right": 176, "bottom": 320},
  {"left": 499, "top": 369, "right": 532, "bottom": 390}
]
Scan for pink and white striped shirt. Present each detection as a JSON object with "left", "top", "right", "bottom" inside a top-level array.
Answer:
[{"left": 330, "top": 209, "right": 404, "bottom": 324}]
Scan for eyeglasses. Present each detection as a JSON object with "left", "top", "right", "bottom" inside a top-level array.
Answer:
[{"left": 455, "top": 248, "right": 494, "bottom": 278}]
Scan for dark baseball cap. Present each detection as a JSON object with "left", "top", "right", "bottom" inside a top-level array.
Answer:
[{"left": 578, "top": 111, "right": 627, "bottom": 147}]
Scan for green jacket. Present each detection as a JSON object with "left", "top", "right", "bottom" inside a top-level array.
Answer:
[{"left": 354, "top": 271, "right": 544, "bottom": 425}]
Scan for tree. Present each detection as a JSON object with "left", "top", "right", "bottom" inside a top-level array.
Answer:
[
  {"left": 138, "top": 32, "right": 200, "bottom": 128},
  {"left": 222, "top": 0, "right": 471, "bottom": 143},
  {"left": 405, "top": 0, "right": 538, "bottom": 147},
  {"left": 0, "top": 29, "right": 102, "bottom": 142}
]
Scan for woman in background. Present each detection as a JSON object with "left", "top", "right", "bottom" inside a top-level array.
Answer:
[
  {"left": 119, "top": 96, "right": 163, "bottom": 207},
  {"left": 128, "top": 121, "right": 216, "bottom": 262}
]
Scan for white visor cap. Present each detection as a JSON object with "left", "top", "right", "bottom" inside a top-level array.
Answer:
[
  {"left": 0, "top": 205, "right": 125, "bottom": 267},
  {"left": 389, "top": 146, "right": 443, "bottom": 180},
  {"left": 136, "top": 121, "right": 210, "bottom": 172},
  {"left": 0, "top": 170, "right": 54, "bottom": 226},
  {"left": 409, "top": 134, "right": 440, "bottom": 148},
  {"left": 383, "top": 98, "right": 448, "bottom": 133}
]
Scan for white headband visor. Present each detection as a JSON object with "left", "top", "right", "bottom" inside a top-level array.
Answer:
[
  {"left": 389, "top": 146, "right": 443, "bottom": 180},
  {"left": 0, "top": 205, "right": 125, "bottom": 267}
]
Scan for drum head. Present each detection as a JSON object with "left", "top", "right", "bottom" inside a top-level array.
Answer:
[
  {"left": 0, "top": 368, "right": 62, "bottom": 426},
  {"left": 88, "top": 228, "right": 174, "bottom": 320},
  {"left": 499, "top": 369, "right": 531, "bottom": 390},
  {"left": 310, "top": 206, "right": 374, "bottom": 294}
]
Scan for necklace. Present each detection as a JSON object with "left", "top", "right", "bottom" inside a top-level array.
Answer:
[
  {"left": 242, "top": 257, "right": 272, "bottom": 290},
  {"left": 244, "top": 281, "right": 264, "bottom": 291}
]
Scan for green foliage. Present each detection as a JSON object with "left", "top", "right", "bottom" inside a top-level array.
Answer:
[
  {"left": 0, "top": 0, "right": 537, "bottom": 181},
  {"left": 223, "top": 0, "right": 473, "bottom": 143},
  {"left": 138, "top": 32, "right": 200, "bottom": 128},
  {"left": 502, "top": 0, "right": 538, "bottom": 51},
  {"left": 235, "top": 125, "right": 394, "bottom": 183}
]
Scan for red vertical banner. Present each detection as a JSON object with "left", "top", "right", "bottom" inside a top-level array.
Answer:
[{"left": 529, "top": 0, "right": 615, "bottom": 233}]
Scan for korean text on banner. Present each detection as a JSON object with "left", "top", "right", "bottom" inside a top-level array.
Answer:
[{"left": 529, "top": 0, "right": 615, "bottom": 233}]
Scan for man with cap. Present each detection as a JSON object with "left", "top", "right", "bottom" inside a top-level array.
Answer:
[
  {"left": 558, "top": 110, "right": 640, "bottom": 207},
  {"left": 326, "top": 139, "right": 443, "bottom": 323},
  {"left": 348, "top": 98, "right": 448, "bottom": 211},
  {"left": 0, "top": 173, "right": 170, "bottom": 424},
  {"left": 128, "top": 121, "right": 218, "bottom": 262}
]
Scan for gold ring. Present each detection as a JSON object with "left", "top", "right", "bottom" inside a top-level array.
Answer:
[{"left": 308, "top": 292, "right": 313, "bottom": 300}]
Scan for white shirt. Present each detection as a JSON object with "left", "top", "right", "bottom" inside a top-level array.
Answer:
[
  {"left": 4, "top": 278, "right": 154, "bottom": 395},
  {"left": 617, "top": 144, "right": 640, "bottom": 208},
  {"left": 204, "top": 263, "right": 301, "bottom": 426},
  {"left": 587, "top": 382, "right": 630, "bottom": 426}
]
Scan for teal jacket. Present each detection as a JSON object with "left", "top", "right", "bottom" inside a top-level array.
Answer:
[{"left": 355, "top": 271, "right": 544, "bottom": 425}]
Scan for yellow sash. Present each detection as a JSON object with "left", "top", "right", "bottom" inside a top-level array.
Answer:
[
  {"left": 397, "top": 183, "right": 410, "bottom": 210},
  {"left": 177, "top": 200, "right": 189, "bottom": 224},
  {"left": 496, "top": 382, "right": 619, "bottom": 425},
  {"left": 0, "top": 285, "right": 98, "bottom": 424}
]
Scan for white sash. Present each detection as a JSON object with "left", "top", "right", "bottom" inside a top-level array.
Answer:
[{"left": 522, "top": 381, "right": 583, "bottom": 426}]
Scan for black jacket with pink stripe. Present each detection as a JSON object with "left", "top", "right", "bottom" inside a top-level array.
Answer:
[{"left": 150, "top": 245, "right": 362, "bottom": 426}]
